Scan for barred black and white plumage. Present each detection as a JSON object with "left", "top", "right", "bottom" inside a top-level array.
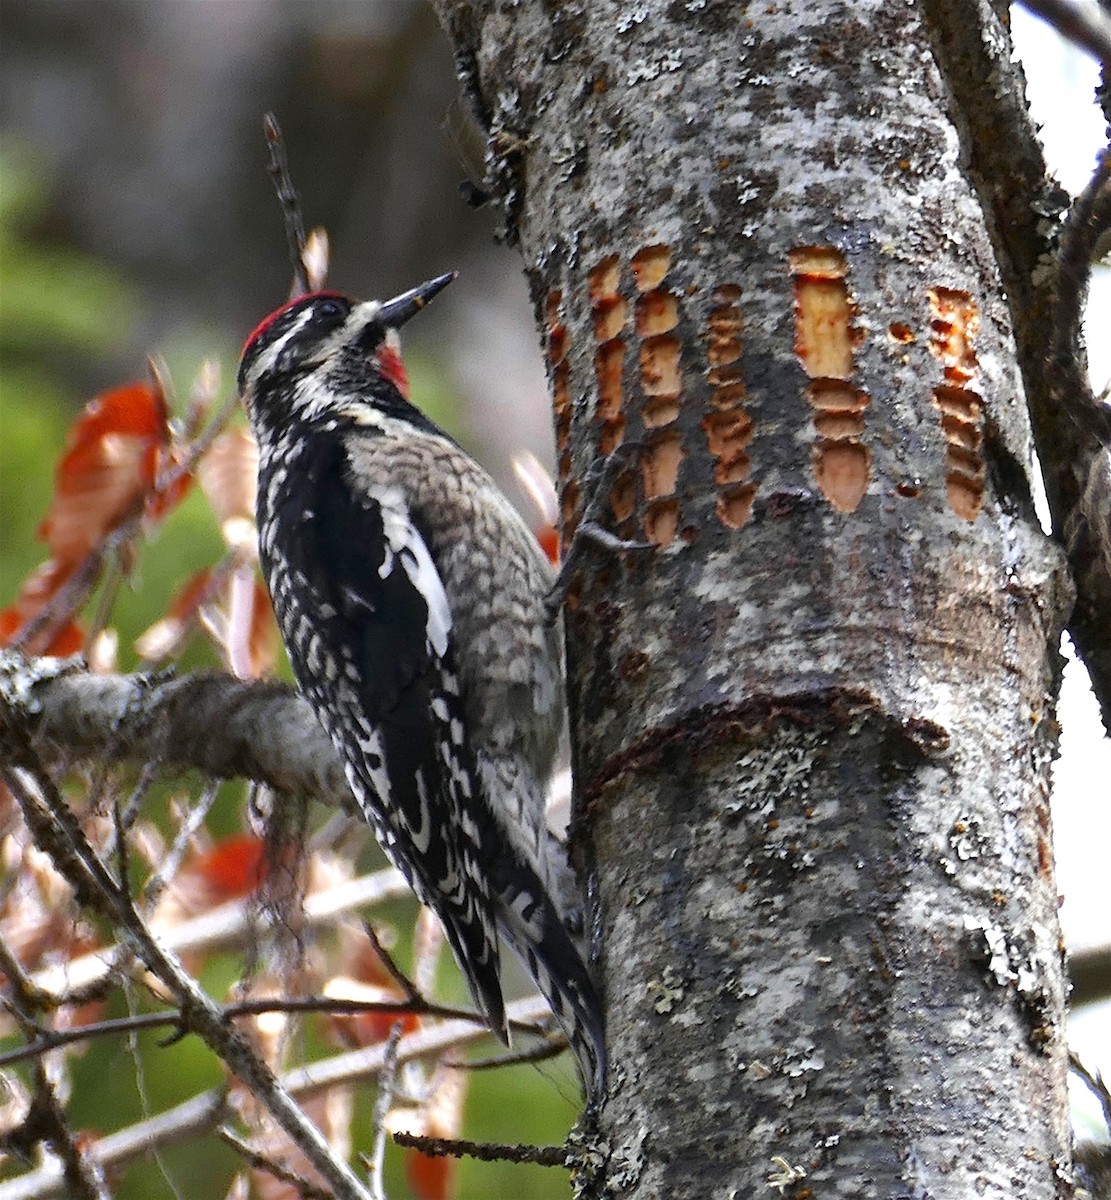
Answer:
[{"left": 237, "top": 276, "right": 605, "bottom": 1100}]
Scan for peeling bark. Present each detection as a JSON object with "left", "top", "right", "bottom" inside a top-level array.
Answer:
[{"left": 432, "top": 1, "right": 1075, "bottom": 1196}]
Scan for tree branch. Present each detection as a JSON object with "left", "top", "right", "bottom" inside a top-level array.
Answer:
[
  {"left": 2, "top": 764, "right": 374, "bottom": 1200},
  {"left": 216, "top": 1126, "right": 334, "bottom": 1200},
  {"left": 0, "top": 655, "right": 347, "bottom": 804},
  {"left": 1019, "top": 0, "right": 1111, "bottom": 65},
  {"left": 922, "top": 4, "right": 1111, "bottom": 732},
  {"left": 0, "top": 997, "right": 552, "bottom": 1200},
  {"left": 0, "top": 992, "right": 502, "bottom": 1070},
  {"left": 0, "top": 934, "right": 110, "bottom": 1200},
  {"left": 26, "top": 865, "right": 408, "bottom": 999},
  {"left": 391, "top": 1130, "right": 569, "bottom": 1167},
  {"left": 1048, "top": 150, "right": 1111, "bottom": 727}
]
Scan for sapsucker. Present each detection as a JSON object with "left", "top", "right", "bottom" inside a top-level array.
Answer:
[{"left": 237, "top": 275, "right": 605, "bottom": 1099}]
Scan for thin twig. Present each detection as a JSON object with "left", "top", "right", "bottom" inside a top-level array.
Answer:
[
  {"left": 1, "top": 997, "right": 553, "bottom": 1200},
  {"left": 263, "top": 113, "right": 311, "bottom": 298},
  {"left": 111, "top": 794, "right": 132, "bottom": 908},
  {"left": 452, "top": 1037, "right": 567, "bottom": 1072},
  {"left": 140, "top": 776, "right": 223, "bottom": 907},
  {"left": 1052, "top": 148, "right": 1111, "bottom": 428},
  {"left": 391, "top": 1130, "right": 569, "bottom": 1168},
  {"left": 0, "top": 992, "right": 547, "bottom": 1070},
  {"left": 119, "top": 759, "right": 161, "bottom": 838},
  {"left": 3, "top": 756, "right": 373, "bottom": 1200},
  {"left": 365, "top": 1023, "right": 403, "bottom": 1200},
  {"left": 0, "top": 932, "right": 109, "bottom": 1200},
  {"left": 10, "top": 541, "right": 110, "bottom": 655},
  {"left": 3, "top": 767, "right": 121, "bottom": 905},
  {"left": 1070, "top": 1051, "right": 1111, "bottom": 1133},
  {"left": 0, "top": 1012, "right": 182, "bottom": 1069},
  {"left": 217, "top": 1126, "right": 334, "bottom": 1200},
  {"left": 363, "top": 921, "right": 421, "bottom": 1004},
  {"left": 0, "top": 934, "right": 48, "bottom": 1025},
  {"left": 27, "top": 1062, "right": 112, "bottom": 1200},
  {"left": 1019, "top": 0, "right": 1111, "bottom": 65}
]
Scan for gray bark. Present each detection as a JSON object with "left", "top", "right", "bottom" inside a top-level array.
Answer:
[{"left": 432, "top": 1, "right": 1077, "bottom": 1196}]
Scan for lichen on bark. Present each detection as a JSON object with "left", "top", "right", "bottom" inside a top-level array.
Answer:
[{"left": 433, "top": 1, "right": 1075, "bottom": 1195}]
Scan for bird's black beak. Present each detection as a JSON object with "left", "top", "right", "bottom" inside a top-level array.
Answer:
[{"left": 377, "top": 272, "right": 456, "bottom": 328}]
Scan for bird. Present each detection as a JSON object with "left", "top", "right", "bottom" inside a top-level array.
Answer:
[{"left": 237, "top": 274, "right": 605, "bottom": 1100}]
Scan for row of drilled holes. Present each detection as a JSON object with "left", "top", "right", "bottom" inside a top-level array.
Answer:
[
  {"left": 580, "top": 246, "right": 755, "bottom": 546},
  {"left": 544, "top": 247, "right": 986, "bottom": 544}
]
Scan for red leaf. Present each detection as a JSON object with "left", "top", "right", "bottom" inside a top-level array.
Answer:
[
  {"left": 406, "top": 1149, "right": 456, "bottom": 1200},
  {"left": 189, "top": 833, "right": 268, "bottom": 901},
  {"left": 536, "top": 523, "right": 560, "bottom": 566},
  {"left": 322, "top": 978, "right": 421, "bottom": 1049},
  {"left": 38, "top": 382, "right": 170, "bottom": 563},
  {"left": 0, "top": 559, "right": 85, "bottom": 655}
]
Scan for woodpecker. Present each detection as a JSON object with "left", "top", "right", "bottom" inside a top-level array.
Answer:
[{"left": 237, "top": 275, "right": 605, "bottom": 1100}]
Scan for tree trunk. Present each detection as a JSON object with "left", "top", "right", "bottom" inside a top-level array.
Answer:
[{"left": 433, "top": 1, "right": 1076, "bottom": 1195}]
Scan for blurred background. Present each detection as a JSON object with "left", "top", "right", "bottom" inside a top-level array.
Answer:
[
  {"left": 0, "top": 0, "right": 554, "bottom": 512},
  {"left": 0, "top": 2, "right": 1108, "bottom": 1197}
]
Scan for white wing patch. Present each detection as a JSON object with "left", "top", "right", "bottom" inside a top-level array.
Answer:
[{"left": 368, "top": 484, "right": 452, "bottom": 658}]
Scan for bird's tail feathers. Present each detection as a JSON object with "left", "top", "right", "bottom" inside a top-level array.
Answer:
[{"left": 492, "top": 863, "right": 607, "bottom": 1104}]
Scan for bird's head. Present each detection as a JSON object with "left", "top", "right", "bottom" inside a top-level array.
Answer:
[{"left": 237, "top": 272, "right": 455, "bottom": 433}]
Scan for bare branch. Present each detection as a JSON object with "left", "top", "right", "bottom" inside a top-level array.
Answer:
[
  {"left": 0, "top": 1012, "right": 183, "bottom": 1069},
  {"left": 365, "top": 1023, "right": 403, "bottom": 1200},
  {"left": 216, "top": 1127, "right": 333, "bottom": 1200},
  {"left": 20, "top": 1067, "right": 111, "bottom": 1200},
  {"left": 1052, "top": 151, "right": 1111, "bottom": 432},
  {"left": 391, "top": 1130, "right": 569, "bottom": 1168},
  {"left": 1019, "top": 0, "right": 1111, "bottom": 65},
  {"left": 0, "top": 656, "right": 347, "bottom": 805},
  {"left": 363, "top": 921, "right": 421, "bottom": 1004},
  {"left": 1047, "top": 149, "right": 1111, "bottom": 728},
  {"left": 0, "top": 991, "right": 513, "bottom": 1071},
  {"left": 280, "top": 995, "right": 553, "bottom": 1102},
  {"left": 452, "top": 1037, "right": 567, "bottom": 1072},
  {"left": 1, "top": 997, "right": 552, "bottom": 1200},
  {"left": 0, "top": 879, "right": 109, "bottom": 1200},
  {"left": 2, "top": 761, "right": 373, "bottom": 1200},
  {"left": 263, "top": 113, "right": 311, "bottom": 299}
]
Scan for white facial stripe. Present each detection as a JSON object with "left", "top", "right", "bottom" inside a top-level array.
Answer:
[{"left": 252, "top": 308, "right": 316, "bottom": 378}]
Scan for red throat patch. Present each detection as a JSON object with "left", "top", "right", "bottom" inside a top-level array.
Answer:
[{"left": 378, "top": 333, "right": 409, "bottom": 398}]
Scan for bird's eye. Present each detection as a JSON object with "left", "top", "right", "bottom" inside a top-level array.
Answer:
[{"left": 317, "top": 299, "right": 344, "bottom": 320}]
